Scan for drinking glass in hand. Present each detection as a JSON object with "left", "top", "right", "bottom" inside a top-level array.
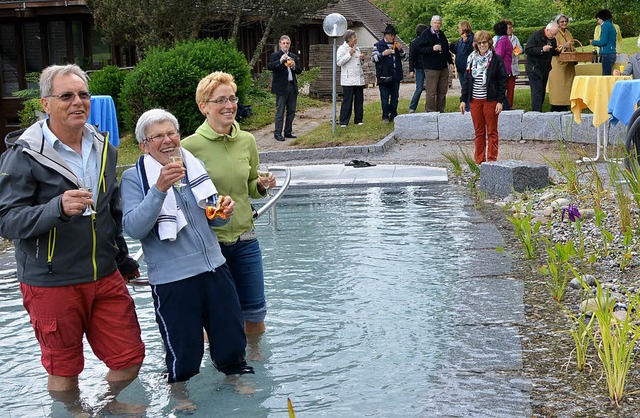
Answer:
[
  {"left": 258, "top": 164, "right": 270, "bottom": 193},
  {"left": 78, "top": 175, "right": 96, "bottom": 216},
  {"left": 169, "top": 148, "right": 186, "bottom": 190}
]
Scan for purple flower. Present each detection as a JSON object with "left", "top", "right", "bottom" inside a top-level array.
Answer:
[{"left": 561, "top": 204, "right": 581, "bottom": 222}]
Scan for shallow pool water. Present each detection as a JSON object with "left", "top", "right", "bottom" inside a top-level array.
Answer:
[{"left": 0, "top": 184, "right": 481, "bottom": 417}]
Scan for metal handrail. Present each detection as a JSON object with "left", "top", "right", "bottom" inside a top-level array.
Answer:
[
  {"left": 254, "top": 166, "right": 291, "bottom": 220},
  {"left": 129, "top": 166, "right": 291, "bottom": 287}
]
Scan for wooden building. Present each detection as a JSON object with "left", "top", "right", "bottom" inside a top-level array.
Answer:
[{"left": 0, "top": 0, "right": 396, "bottom": 146}]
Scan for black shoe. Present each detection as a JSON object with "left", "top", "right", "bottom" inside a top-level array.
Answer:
[
  {"left": 274, "top": 135, "right": 285, "bottom": 142},
  {"left": 284, "top": 134, "right": 297, "bottom": 139}
]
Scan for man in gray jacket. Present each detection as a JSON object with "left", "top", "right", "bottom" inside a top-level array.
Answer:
[{"left": 0, "top": 64, "right": 144, "bottom": 415}]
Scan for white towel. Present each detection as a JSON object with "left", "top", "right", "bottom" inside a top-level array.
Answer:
[{"left": 141, "top": 148, "right": 217, "bottom": 241}]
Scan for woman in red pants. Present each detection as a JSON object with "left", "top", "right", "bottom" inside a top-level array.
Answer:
[{"left": 459, "top": 30, "right": 509, "bottom": 164}]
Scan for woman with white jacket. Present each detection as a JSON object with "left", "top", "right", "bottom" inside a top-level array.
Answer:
[{"left": 337, "top": 30, "right": 365, "bottom": 127}]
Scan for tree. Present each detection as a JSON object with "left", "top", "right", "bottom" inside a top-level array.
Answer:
[
  {"left": 506, "top": 0, "right": 558, "bottom": 28},
  {"left": 373, "top": 0, "right": 444, "bottom": 42},
  {"left": 88, "top": 0, "right": 336, "bottom": 70},
  {"left": 440, "top": 0, "right": 505, "bottom": 37}
]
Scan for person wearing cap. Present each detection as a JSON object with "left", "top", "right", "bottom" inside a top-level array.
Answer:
[
  {"left": 372, "top": 24, "right": 406, "bottom": 124},
  {"left": 418, "top": 15, "right": 455, "bottom": 113}
]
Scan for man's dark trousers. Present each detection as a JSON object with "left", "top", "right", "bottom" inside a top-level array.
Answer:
[
  {"left": 275, "top": 82, "right": 298, "bottom": 137},
  {"left": 527, "top": 71, "right": 549, "bottom": 112}
]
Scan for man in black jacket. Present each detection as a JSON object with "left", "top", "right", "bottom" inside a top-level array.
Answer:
[
  {"left": 419, "top": 15, "right": 454, "bottom": 112},
  {"left": 408, "top": 24, "right": 428, "bottom": 113},
  {"left": 372, "top": 24, "right": 406, "bottom": 123},
  {"left": 525, "top": 22, "right": 560, "bottom": 112},
  {"left": 268, "top": 35, "right": 302, "bottom": 141}
]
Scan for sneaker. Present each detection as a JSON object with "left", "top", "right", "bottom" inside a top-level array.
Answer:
[
  {"left": 340, "top": 125, "right": 347, "bottom": 128},
  {"left": 356, "top": 123, "right": 364, "bottom": 126},
  {"left": 409, "top": 109, "right": 415, "bottom": 113},
  {"left": 382, "top": 118, "right": 390, "bottom": 124}
]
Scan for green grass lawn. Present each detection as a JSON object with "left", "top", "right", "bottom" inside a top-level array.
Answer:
[
  {"left": 117, "top": 36, "right": 638, "bottom": 162},
  {"left": 290, "top": 88, "right": 550, "bottom": 147}
]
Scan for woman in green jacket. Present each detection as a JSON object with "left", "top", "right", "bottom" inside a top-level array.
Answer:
[{"left": 182, "top": 72, "right": 276, "bottom": 335}]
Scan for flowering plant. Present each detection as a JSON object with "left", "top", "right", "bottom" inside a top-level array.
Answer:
[{"left": 562, "top": 204, "right": 581, "bottom": 222}]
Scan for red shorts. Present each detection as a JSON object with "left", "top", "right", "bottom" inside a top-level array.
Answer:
[{"left": 20, "top": 269, "right": 145, "bottom": 377}]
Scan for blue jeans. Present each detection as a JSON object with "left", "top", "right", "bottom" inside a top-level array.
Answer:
[
  {"left": 378, "top": 80, "right": 400, "bottom": 121},
  {"left": 409, "top": 68, "right": 425, "bottom": 111},
  {"left": 220, "top": 238, "right": 267, "bottom": 323},
  {"left": 601, "top": 53, "right": 616, "bottom": 76}
]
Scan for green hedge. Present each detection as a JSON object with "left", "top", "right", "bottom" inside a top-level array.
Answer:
[
  {"left": 120, "top": 38, "right": 252, "bottom": 134},
  {"left": 518, "top": 18, "right": 636, "bottom": 48}
]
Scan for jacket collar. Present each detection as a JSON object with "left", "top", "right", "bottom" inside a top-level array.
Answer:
[
  {"left": 16, "top": 121, "right": 106, "bottom": 185},
  {"left": 194, "top": 119, "right": 240, "bottom": 142}
]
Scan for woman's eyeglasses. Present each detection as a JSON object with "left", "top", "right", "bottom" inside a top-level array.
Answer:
[
  {"left": 144, "top": 131, "right": 180, "bottom": 143},
  {"left": 46, "top": 91, "right": 92, "bottom": 102},
  {"left": 207, "top": 96, "right": 239, "bottom": 105}
]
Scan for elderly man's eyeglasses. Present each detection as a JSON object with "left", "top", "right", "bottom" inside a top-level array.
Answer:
[
  {"left": 207, "top": 96, "right": 239, "bottom": 105},
  {"left": 144, "top": 131, "right": 180, "bottom": 143},
  {"left": 46, "top": 91, "right": 92, "bottom": 102}
]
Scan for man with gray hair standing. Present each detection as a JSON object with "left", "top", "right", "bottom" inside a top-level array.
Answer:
[
  {"left": 525, "top": 22, "right": 560, "bottom": 111},
  {"left": 419, "top": 15, "right": 454, "bottom": 112},
  {"left": 0, "top": 64, "right": 144, "bottom": 415},
  {"left": 268, "top": 35, "right": 302, "bottom": 141}
]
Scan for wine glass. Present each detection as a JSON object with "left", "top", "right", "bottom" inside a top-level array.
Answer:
[
  {"left": 168, "top": 148, "right": 186, "bottom": 190},
  {"left": 258, "top": 164, "right": 270, "bottom": 193},
  {"left": 78, "top": 175, "right": 96, "bottom": 216}
]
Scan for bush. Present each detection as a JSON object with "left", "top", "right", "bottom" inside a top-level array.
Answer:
[
  {"left": 88, "top": 65, "right": 129, "bottom": 128},
  {"left": 120, "top": 38, "right": 252, "bottom": 134},
  {"left": 517, "top": 20, "right": 596, "bottom": 49},
  {"left": 17, "top": 98, "right": 44, "bottom": 128}
]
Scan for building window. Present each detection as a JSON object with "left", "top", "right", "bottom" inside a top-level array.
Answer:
[
  {"left": 48, "top": 21, "right": 68, "bottom": 64},
  {"left": 1, "top": 24, "right": 19, "bottom": 95}
]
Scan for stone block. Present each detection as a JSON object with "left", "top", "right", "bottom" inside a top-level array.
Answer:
[
  {"left": 438, "top": 112, "right": 474, "bottom": 141},
  {"left": 393, "top": 113, "right": 438, "bottom": 140},
  {"left": 561, "top": 114, "right": 597, "bottom": 144},
  {"left": 498, "top": 110, "right": 524, "bottom": 141},
  {"left": 479, "top": 160, "right": 549, "bottom": 197},
  {"left": 522, "top": 111, "right": 569, "bottom": 141},
  {"left": 561, "top": 114, "right": 628, "bottom": 146}
]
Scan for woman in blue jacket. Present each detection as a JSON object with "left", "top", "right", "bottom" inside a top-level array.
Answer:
[
  {"left": 121, "top": 109, "right": 253, "bottom": 393},
  {"left": 591, "top": 9, "right": 617, "bottom": 75}
]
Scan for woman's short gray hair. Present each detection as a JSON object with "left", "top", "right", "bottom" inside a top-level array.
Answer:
[
  {"left": 555, "top": 14, "right": 569, "bottom": 24},
  {"left": 39, "top": 64, "right": 89, "bottom": 98},
  {"left": 135, "top": 109, "right": 180, "bottom": 143},
  {"left": 344, "top": 30, "right": 357, "bottom": 43}
]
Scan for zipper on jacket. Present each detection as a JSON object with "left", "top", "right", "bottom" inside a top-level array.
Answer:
[
  {"left": 91, "top": 133, "right": 109, "bottom": 281},
  {"left": 91, "top": 213, "right": 98, "bottom": 280},
  {"left": 47, "top": 227, "right": 57, "bottom": 274}
]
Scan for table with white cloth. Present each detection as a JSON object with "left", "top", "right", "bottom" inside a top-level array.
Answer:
[
  {"left": 570, "top": 75, "right": 631, "bottom": 161},
  {"left": 608, "top": 79, "right": 640, "bottom": 126},
  {"left": 88, "top": 95, "right": 120, "bottom": 147}
]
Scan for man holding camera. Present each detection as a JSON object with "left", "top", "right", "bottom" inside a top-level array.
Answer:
[
  {"left": 268, "top": 35, "right": 302, "bottom": 142},
  {"left": 372, "top": 24, "right": 406, "bottom": 124}
]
